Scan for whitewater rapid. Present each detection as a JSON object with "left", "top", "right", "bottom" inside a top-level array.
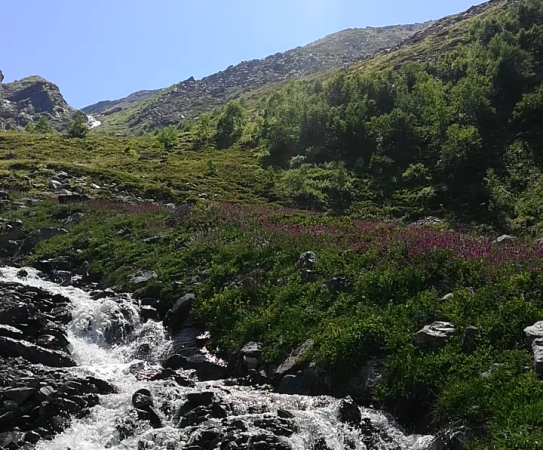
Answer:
[{"left": 0, "top": 267, "right": 434, "bottom": 450}]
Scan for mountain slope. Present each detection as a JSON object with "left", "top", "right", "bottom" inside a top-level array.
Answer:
[
  {"left": 81, "top": 89, "right": 162, "bottom": 117},
  {"left": 90, "top": 23, "right": 432, "bottom": 135},
  {"left": 0, "top": 71, "right": 75, "bottom": 131}
]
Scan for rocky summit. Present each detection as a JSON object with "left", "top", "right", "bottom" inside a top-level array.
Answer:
[{"left": 0, "top": 72, "right": 75, "bottom": 132}]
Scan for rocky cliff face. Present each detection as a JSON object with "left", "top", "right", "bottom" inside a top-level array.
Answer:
[
  {"left": 0, "top": 74, "right": 75, "bottom": 131},
  {"left": 90, "top": 23, "right": 433, "bottom": 134}
]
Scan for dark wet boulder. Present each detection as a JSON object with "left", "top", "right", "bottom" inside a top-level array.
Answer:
[
  {"left": 0, "top": 227, "right": 26, "bottom": 250},
  {"left": 18, "top": 227, "right": 68, "bottom": 254},
  {"left": 278, "top": 374, "right": 312, "bottom": 395},
  {"left": 0, "top": 324, "right": 24, "bottom": 339},
  {"left": 2, "top": 387, "right": 36, "bottom": 405},
  {"left": 36, "top": 256, "right": 75, "bottom": 272},
  {"left": 163, "top": 353, "right": 227, "bottom": 381},
  {"left": 85, "top": 377, "right": 117, "bottom": 394},
  {"left": 132, "top": 389, "right": 162, "bottom": 428},
  {"left": 163, "top": 294, "right": 194, "bottom": 329},
  {"left": 101, "top": 302, "right": 138, "bottom": 345},
  {"left": 186, "top": 392, "right": 215, "bottom": 406},
  {"left": 0, "top": 337, "right": 76, "bottom": 368},
  {"left": 277, "top": 363, "right": 326, "bottom": 396},
  {"left": 140, "top": 305, "right": 159, "bottom": 322},
  {"left": 275, "top": 340, "right": 313, "bottom": 379},
  {"left": 338, "top": 397, "right": 361, "bottom": 426},
  {"left": 0, "top": 431, "right": 25, "bottom": 448},
  {"left": 132, "top": 389, "right": 153, "bottom": 410},
  {"left": 57, "top": 194, "right": 89, "bottom": 205}
]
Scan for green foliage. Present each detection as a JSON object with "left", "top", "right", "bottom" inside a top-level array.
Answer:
[
  {"left": 35, "top": 115, "right": 54, "bottom": 134},
  {"left": 24, "top": 122, "right": 36, "bottom": 134},
  {"left": 205, "top": 159, "right": 217, "bottom": 177},
  {"left": 156, "top": 125, "right": 178, "bottom": 150},
  {"left": 194, "top": 113, "right": 213, "bottom": 149},
  {"left": 215, "top": 101, "right": 245, "bottom": 148},
  {"left": 67, "top": 111, "right": 89, "bottom": 138},
  {"left": 207, "top": 0, "right": 534, "bottom": 228}
]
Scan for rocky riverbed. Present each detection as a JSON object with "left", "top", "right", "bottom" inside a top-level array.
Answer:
[{"left": 0, "top": 267, "right": 436, "bottom": 450}]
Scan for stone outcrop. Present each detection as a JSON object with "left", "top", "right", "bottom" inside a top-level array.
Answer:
[
  {"left": 414, "top": 322, "right": 457, "bottom": 349},
  {"left": 0, "top": 74, "right": 76, "bottom": 131}
]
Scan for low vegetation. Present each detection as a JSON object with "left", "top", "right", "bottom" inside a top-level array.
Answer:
[{"left": 2, "top": 198, "right": 542, "bottom": 448}]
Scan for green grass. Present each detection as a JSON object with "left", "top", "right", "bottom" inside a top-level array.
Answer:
[{"left": 0, "top": 132, "right": 274, "bottom": 205}]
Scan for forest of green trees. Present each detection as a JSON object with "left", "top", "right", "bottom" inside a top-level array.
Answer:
[
  {"left": 176, "top": 0, "right": 542, "bottom": 234},
  {"left": 242, "top": 0, "right": 543, "bottom": 233}
]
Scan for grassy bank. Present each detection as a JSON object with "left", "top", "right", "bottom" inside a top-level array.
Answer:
[{"left": 5, "top": 198, "right": 543, "bottom": 448}]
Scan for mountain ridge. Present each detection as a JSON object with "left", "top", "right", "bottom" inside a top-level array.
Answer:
[
  {"left": 82, "top": 23, "right": 433, "bottom": 121},
  {"left": 87, "top": 22, "right": 433, "bottom": 135}
]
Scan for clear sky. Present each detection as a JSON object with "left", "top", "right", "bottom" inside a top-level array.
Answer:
[{"left": 2, "top": 0, "right": 485, "bottom": 109}]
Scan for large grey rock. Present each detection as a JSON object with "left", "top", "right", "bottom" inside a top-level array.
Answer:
[
  {"left": 0, "top": 336, "right": 76, "bottom": 367},
  {"left": 64, "top": 212, "right": 85, "bottom": 225},
  {"left": 414, "top": 322, "right": 456, "bottom": 349},
  {"left": 345, "top": 359, "right": 385, "bottom": 404},
  {"left": 171, "top": 203, "right": 193, "bottom": 220},
  {"left": 275, "top": 340, "right": 313, "bottom": 378},
  {"left": 49, "top": 179, "right": 62, "bottom": 190},
  {"left": 18, "top": 227, "right": 68, "bottom": 254},
  {"left": 524, "top": 321, "right": 543, "bottom": 346},
  {"left": 494, "top": 234, "right": 516, "bottom": 244},
  {"left": 532, "top": 338, "right": 543, "bottom": 375},
  {"left": 0, "top": 75, "right": 75, "bottom": 131},
  {"left": 240, "top": 341, "right": 263, "bottom": 371},
  {"left": 297, "top": 251, "right": 317, "bottom": 270},
  {"left": 163, "top": 293, "right": 194, "bottom": 329},
  {"left": 127, "top": 270, "right": 157, "bottom": 286},
  {"left": 462, "top": 326, "right": 480, "bottom": 353},
  {"left": 2, "top": 387, "right": 36, "bottom": 405},
  {"left": 240, "top": 341, "right": 263, "bottom": 357},
  {"left": 0, "top": 228, "right": 26, "bottom": 249}
]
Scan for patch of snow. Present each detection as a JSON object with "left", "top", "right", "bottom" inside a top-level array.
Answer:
[{"left": 87, "top": 114, "right": 102, "bottom": 129}]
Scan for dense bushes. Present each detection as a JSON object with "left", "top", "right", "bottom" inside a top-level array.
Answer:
[{"left": 240, "top": 0, "right": 543, "bottom": 230}]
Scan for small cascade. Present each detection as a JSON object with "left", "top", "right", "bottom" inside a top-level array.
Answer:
[{"left": 0, "top": 267, "right": 433, "bottom": 450}]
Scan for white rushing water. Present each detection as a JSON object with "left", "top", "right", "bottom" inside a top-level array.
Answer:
[{"left": 0, "top": 267, "right": 434, "bottom": 450}]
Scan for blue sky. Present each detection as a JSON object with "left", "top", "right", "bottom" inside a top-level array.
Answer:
[{"left": 2, "top": 0, "right": 485, "bottom": 108}]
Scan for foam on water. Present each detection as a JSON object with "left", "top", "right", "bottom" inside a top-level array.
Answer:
[{"left": 0, "top": 267, "right": 434, "bottom": 450}]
